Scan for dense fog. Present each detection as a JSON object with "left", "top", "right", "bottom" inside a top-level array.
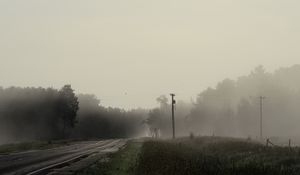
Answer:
[
  {"left": 1, "top": 65, "right": 300, "bottom": 144},
  {"left": 147, "top": 65, "right": 300, "bottom": 139},
  {"left": 0, "top": 86, "right": 147, "bottom": 144},
  {"left": 73, "top": 94, "right": 147, "bottom": 139}
]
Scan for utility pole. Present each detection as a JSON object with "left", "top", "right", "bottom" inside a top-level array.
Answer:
[
  {"left": 259, "top": 96, "right": 266, "bottom": 140},
  {"left": 170, "top": 93, "right": 176, "bottom": 139}
]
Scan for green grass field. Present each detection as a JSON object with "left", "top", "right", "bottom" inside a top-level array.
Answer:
[
  {"left": 82, "top": 137, "right": 300, "bottom": 175},
  {"left": 136, "top": 137, "right": 300, "bottom": 175},
  {"left": 78, "top": 140, "right": 143, "bottom": 175},
  {"left": 5, "top": 137, "right": 300, "bottom": 174}
]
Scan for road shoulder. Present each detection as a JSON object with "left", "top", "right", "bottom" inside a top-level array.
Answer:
[{"left": 77, "top": 139, "right": 142, "bottom": 175}]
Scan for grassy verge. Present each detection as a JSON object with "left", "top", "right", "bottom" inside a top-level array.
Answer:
[
  {"left": 136, "top": 137, "right": 300, "bottom": 175},
  {"left": 0, "top": 140, "right": 72, "bottom": 154},
  {"left": 78, "top": 140, "right": 142, "bottom": 175}
]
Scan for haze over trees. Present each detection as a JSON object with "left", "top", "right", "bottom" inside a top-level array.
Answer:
[
  {"left": 146, "top": 95, "right": 192, "bottom": 138},
  {"left": 58, "top": 85, "right": 79, "bottom": 138},
  {"left": 0, "top": 85, "right": 78, "bottom": 143},
  {"left": 1, "top": 65, "right": 300, "bottom": 144},
  {"left": 73, "top": 94, "right": 147, "bottom": 139},
  {"left": 0, "top": 85, "right": 147, "bottom": 144},
  {"left": 147, "top": 65, "right": 300, "bottom": 139}
]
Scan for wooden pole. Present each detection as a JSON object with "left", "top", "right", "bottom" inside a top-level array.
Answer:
[
  {"left": 259, "top": 96, "right": 266, "bottom": 140},
  {"left": 170, "top": 94, "right": 175, "bottom": 139}
]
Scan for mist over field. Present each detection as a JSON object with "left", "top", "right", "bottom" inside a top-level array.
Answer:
[
  {"left": 2, "top": 0, "right": 300, "bottom": 109},
  {"left": 3, "top": 1, "right": 300, "bottom": 175},
  {"left": 0, "top": 65, "right": 300, "bottom": 145},
  {"left": 1, "top": 1, "right": 300, "bottom": 144},
  {"left": 146, "top": 65, "right": 300, "bottom": 139}
]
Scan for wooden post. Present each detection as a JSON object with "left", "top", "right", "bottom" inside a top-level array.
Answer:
[
  {"left": 259, "top": 96, "right": 266, "bottom": 140},
  {"left": 170, "top": 94, "right": 176, "bottom": 139}
]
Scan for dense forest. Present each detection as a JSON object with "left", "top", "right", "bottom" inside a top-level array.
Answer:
[
  {"left": 1, "top": 65, "right": 300, "bottom": 144},
  {"left": 0, "top": 85, "right": 147, "bottom": 144}
]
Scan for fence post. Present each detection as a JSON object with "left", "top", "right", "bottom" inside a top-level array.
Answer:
[{"left": 266, "top": 138, "right": 269, "bottom": 147}]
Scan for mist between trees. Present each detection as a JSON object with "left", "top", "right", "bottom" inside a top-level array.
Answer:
[
  {"left": 1, "top": 65, "right": 300, "bottom": 144},
  {"left": 0, "top": 85, "right": 148, "bottom": 144},
  {"left": 147, "top": 65, "right": 300, "bottom": 140}
]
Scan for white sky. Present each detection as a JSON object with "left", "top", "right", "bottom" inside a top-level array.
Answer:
[{"left": 0, "top": 0, "right": 300, "bottom": 109}]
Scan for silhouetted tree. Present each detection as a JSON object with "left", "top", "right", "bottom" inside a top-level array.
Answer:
[{"left": 58, "top": 85, "right": 79, "bottom": 139}]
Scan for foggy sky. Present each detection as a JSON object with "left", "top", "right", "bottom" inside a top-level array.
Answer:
[{"left": 1, "top": 0, "right": 300, "bottom": 109}]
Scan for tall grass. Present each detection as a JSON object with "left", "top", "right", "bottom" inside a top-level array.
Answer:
[{"left": 136, "top": 137, "right": 300, "bottom": 175}]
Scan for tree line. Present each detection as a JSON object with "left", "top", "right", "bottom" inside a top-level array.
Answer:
[
  {"left": 146, "top": 65, "right": 300, "bottom": 139},
  {"left": 0, "top": 85, "right": 147, "bottom": 144},
  {"left": 2, "top": 64, "right": 300, "bottom": 144}
]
